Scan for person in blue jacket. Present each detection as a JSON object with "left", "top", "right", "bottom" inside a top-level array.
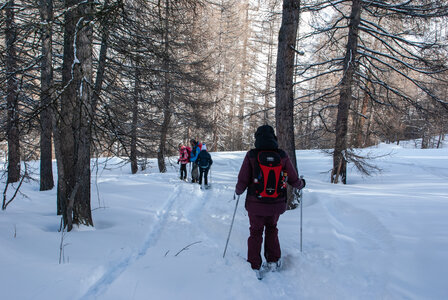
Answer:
[
  {"left": 196, "top": 144, "right": 213, "bottom": 189},
  {"left": 189, "top": 139, "right": 202, "bottom": 183}
]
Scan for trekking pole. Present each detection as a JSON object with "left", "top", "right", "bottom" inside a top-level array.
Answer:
[
  {"left": 299, "top": 175, "right": 304, "bottom": 252},
  {"left": 223, "top": 194, "right": 240, "bottom": 258},
  {"left": 189, "top": 163, "right": 192, "bottom": 182}
]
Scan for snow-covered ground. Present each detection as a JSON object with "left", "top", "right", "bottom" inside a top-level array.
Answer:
[{"left": 1, "top": 141, "right": 447, "bottom": 300}]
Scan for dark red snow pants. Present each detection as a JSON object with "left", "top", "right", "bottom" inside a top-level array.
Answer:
[{"left": 247, "top": 213, "right": 281, "bottom": 270}]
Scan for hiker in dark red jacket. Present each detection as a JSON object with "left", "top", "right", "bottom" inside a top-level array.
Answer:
[{"left": 235, "top": 125, "right": 305, "bottom": 275}]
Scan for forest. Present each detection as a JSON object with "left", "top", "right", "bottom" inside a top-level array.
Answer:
[{"left": 1, "top": 0, "right": 447, "bottom": 230}]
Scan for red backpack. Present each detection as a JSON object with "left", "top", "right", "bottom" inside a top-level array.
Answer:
[{"left": 249, "top": 149, "right": 287, "bottom": 200}]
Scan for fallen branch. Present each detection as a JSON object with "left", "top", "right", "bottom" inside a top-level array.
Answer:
[
  {"left": 2, "top": 164, "right": 28, "bottom": 210},
  {"left": 174, "top": 241, "right": 202, "bottom": 257}
]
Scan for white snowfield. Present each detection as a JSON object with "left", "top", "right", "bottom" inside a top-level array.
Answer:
[{"left": 1, "top": 141, "right": 447, "bottom": 300}]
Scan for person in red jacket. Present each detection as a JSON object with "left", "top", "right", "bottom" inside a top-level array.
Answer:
[
  {"left": 177, "top": 143, "right": 189, "bottom": 180},
  {"left": 235, "top": 125, "right": 305, "bottom": 276}
]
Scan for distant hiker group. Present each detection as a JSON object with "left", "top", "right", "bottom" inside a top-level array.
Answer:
[{"left": 177, "top": 139, "right": 213, "bottom": 189}]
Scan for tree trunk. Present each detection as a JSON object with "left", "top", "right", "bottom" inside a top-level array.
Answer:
[
  {"left": 363, "top": 103, "right": 375, "bottom": 147},
  {"left": 236, "top": 1, "right": 250, "bottom": 150},
  {"left": 130, "top": 64, "right": 140, "bottom": 174},
  {"left": 39, "top": 0, "right": 55, "bottom": 191},
  {"left": 230, "top": 75, "right": 237, "bottom": 151},
  {"left": 92, "top": 0, "right": 110, "bottom": 111},
  {"left": 264, "top": 22, "right": 275, "bottom": 124},
  {"left": 354, "top": 88, "right": 369, "bottom": 148},
  {"left": 331, "top": 0, "right": 362, "bottom": 184},
  {"left": 436, "top": 131, "right": 443, "bottom": 149},
  {"left": 158, "top": 108, "right": 171, "bottom": 173},
  {"left": 5, "top": 0, "right": 21, "bottom": 184},
  {"left": 157, "top": 0, "right": 171, "bottom": 173},
  {"left": 73, "top": 0, "right": 94, "bottom": 228},
  {"left": 158, "top": 63, "right": 171, "bottom": 173},
  {"left": 275, "top": 0, "right": 300, "bottom": 208},
  {"left": 56, "top": 0, "right": 93, "bottom": 230},
  {"left": 57, "top": 0, "right": 78, "bottom": 217}
]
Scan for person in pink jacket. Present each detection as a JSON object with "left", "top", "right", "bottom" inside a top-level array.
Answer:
[
  {"left": 177, "top": 143, "right": 189, "bottom": 180},
  {"left": 235, "top": 125, "right": 305, "bottom": 275}
]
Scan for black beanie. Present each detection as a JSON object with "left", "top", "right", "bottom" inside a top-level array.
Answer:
[{"left": 254, "top": 125, "right": 278, "bottom": 150}]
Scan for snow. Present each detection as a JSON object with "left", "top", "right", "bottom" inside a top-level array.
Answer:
[{"left": 1, "top": 142, "right": 448, "bottom": 300}]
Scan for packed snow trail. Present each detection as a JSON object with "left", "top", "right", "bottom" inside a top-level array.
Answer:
[
  {"left": 83, "top": 154, "right": 398, "bottom": 300},
  {"left": 81, "top": 184, "right": 182, "bottom": 299},
  {"left": 81, "top": 167, "right": 245, "bottom": 300},
  {"left": 79, "top": 149, "right": 448, "bottom": 300}
]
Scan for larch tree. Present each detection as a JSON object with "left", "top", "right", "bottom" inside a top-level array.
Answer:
[
  {"left": 39, "top": 0, "right": 54, "bottom": 191},
  {"left": 295, "top": 0, "right": 448, "bottom": 184},
  {"left": 331, "top": 0, "right": 362, "bottom": 184},
  {"left": 5, "top": 0, "right": 21, "bottom": 184},
  {"left": 56, "top": 0, "right": 94, "bottom": 230},
  {"left": 275, "top": 0, "right": 301, "bottom": 208}
]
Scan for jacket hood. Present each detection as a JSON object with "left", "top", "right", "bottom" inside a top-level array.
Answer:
[{"left": 254, "top": 125, "right": 278, "bottom": 150}]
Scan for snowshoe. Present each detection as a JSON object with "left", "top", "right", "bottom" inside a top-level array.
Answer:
[
  {"left": 253, "top": 268, "right": 263, "bottom": 280},
  {"left": 266, "top": 259, "right": 282, "bottom": 272}
]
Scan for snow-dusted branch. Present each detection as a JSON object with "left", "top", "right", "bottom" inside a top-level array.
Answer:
[
  {"left": 2, "top": 163, "right": 28, "bottom": 210},
  {"left": 362, "top": 0, "right": 448, "bottom": 18}
]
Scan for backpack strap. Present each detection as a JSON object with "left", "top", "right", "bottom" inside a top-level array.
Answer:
[
  {"left": 248, "top": 149, "right": 258, "bottom": 159},
  {"left": 249, "top": 148, "right": 286, "bottom": 159}
]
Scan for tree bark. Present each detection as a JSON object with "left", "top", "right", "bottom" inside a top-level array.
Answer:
[
  {"left": 57, "top": 0, "right": 77, "bottom": 217},
  {"left": 331, "top": 0, "right": 362, "bottom": 184},
  {"left": 5, "top": 0, "right": 21, "bottom": 184},
  {"left": 354, "top": 88, "right": 369, "bottom": 148},
  {"left": 39, "top": 0, "right": 55, "bottom": 191},
  {"left": 92, "top": 0, "right": 110, "bottom": 111},
  {"left": 56, "top": 0, "right": 93, "bottom": 230},
  {"left": 275, "top": 0, "right": 300, "bottom": 208},
  {"left": 157, "top": 0, "right": 171, "bottom": 173},
  {"left": 73, "top": 0, "right": 94, "bottom": 228},
  {"left": 236, "top": 1, "right": 250, "bottom": 150},
  {"left": 130, "top": 63, "right": 140, "bottom": 174},
  {"left": 158, "top": 107, "right": 171, "bottom": 173},
  {"left": 264, "top": 21, "right": 275, "bottom": 124}
]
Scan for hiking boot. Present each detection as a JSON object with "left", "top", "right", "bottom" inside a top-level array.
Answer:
[
  {"left": 267, "top": 259, "right": 282, "bottom": 272},
  {"left": 253, "top": 268, "right": 263, "bottom": 280}
]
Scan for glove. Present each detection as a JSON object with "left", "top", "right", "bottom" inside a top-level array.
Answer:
[
  {"left": 293, "top": 188, "right": 301, "bottom": 196},
  {"left": 294, "top": 179, "right": 306, "bottom": 195},
  {"left": 177, "top": 161, "right": 179, "bottom": 164}
]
